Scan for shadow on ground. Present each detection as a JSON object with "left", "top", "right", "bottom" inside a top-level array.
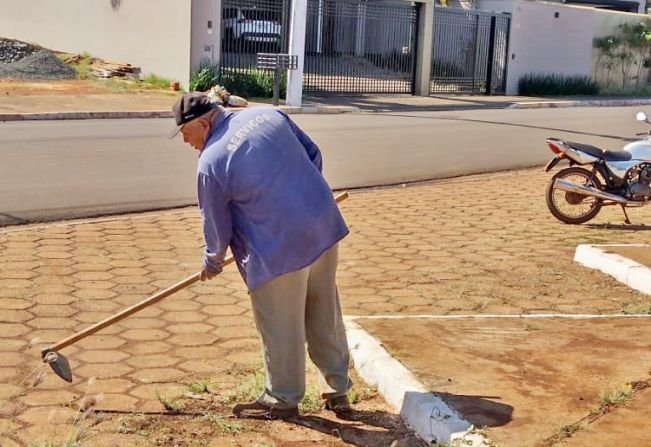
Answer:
[{"left": 290, "top": 409, "right": 429, "bottom": 446}]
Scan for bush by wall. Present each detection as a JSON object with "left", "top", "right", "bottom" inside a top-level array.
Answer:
[
  {"left": 219, "top": 69, "right": 286, "bottom": 99},
  {"left": 190, "top": 61, "right": 219, "bottom": 92},
  {"left": 518, "top": 74, "right": 599, "bottom": 96}
]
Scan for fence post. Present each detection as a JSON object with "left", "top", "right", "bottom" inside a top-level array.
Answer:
[
  {"left": 485, "top": 15, "right": 497, "bottom": 95},
  {"left": 414, "top": 0, "right": 434, "bottom": 96},
  {"left": 286, "top": 0, "right": 307, "bottom": 106}
]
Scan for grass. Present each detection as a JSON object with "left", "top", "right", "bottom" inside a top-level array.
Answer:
[
  {"left": 598, "top": 383, "right": 633, "bottom": 407},
  {"left": 622, "top": 301, "right": 651, "bottom": 314},
  {"left": 156, "top": 391, "right": 185, "bottom": 414},
  {"left": 299, "top": 385, "right": 323, "bottom": 413}
]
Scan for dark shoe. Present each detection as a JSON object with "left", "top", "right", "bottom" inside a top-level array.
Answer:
[
  {"left": 325, "top": 395, "right": 352, "bottom": 414},
  {"left": 232, "top": 401, "right": 298, "bottom": 420}
]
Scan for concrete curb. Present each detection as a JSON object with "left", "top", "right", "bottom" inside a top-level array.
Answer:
[
  {"left": 344, "top": 318, "right": 492, "bottom": 446},
  {"left": 0, "top": 106, "right": 359, "bottom": 122},
  {"left": 1, "top": 98, "right": 649, "bottom": 121},
  {"left": 509, "top": 98, "right": 651, "bottom": 109},
  {"left": 574, "top": 244, "right": 651, "bottom": 295}
]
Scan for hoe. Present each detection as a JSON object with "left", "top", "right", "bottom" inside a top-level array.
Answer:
[{"left": 42, "top": 192, "right": 348, "bottom": 382}]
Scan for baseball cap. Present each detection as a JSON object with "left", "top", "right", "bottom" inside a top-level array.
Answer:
[{"left": 169, "top": 92, "right": 215, "bottom": 138}]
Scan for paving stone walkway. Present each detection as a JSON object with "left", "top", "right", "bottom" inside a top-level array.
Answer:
[{"left": 1, "top": 167, "right": 650, "bottom": 445}]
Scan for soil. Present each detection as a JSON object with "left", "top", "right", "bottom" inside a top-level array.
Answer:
[
  {"left": 0, "top": 79, "right": 113, "bottom": 95},
  {"left": 358, "top": 317, "right": 651, "bottom": 447},
  {"left": 606, "top": 245, "right": 651, "bottom": 269},
  {"left": 69, "top": 367, "right": 428, "bottom": 447}
]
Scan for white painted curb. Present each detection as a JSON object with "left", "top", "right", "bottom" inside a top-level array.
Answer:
[
  {"left": 574, "top": 244, "right": 651, "bottom": 295},
  {"left": 344, "top": 318, "right": 491, "bottom": 446}
]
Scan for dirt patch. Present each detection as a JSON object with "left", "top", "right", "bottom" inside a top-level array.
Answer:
[
  {"left": 0, "top": 79, "right": 113, "bottom": 95},
  {"left": 358, "top": 317, "right": 651, "bottom": 447},
  {"left": 605, "top": 245, "right": 651, "bottom": 269}
]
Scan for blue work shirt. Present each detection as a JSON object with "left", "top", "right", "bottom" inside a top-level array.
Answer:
[{"left": 197, "top": 107, "right": 349, "bottom": 290}]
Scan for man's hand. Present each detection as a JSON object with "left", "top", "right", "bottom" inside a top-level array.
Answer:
[{"left": 200, "top": 267, "right": 219, "bottom": 281}]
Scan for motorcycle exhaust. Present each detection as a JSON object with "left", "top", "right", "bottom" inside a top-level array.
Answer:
[{"left": 554, "top": 179, "right": 630, "bottom": 204}]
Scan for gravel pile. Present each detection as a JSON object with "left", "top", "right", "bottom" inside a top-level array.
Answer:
[
  {"left": 0, "top": 38, "right": 37, "bottom": 63},
  {"left": 0, "top": 38, "right": 77, "bottom": 80}
]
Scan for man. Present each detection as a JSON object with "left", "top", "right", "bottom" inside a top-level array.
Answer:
[{"left": 170, "top": 92, "right": 352, "bottom": 420}]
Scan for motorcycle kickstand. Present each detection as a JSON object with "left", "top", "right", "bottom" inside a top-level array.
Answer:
[{"left": 620, "top": 205, "right": 632, "bottom": 225}]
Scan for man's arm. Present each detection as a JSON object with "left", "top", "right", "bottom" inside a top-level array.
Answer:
[
  {"left": 279, "top": 110, "right": 323, "bottom": 172},
  {"left": 197, "top": 172, "right": 232, "bottom": 279}
]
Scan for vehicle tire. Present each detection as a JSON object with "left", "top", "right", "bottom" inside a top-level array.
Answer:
[{"left": 545, "top": 166, "right": 603, "bottom": 224}]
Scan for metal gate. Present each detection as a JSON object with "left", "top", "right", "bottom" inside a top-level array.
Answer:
[
  {"left": 220, "top": 0, "right": 290, "bottom": 79},
  {"left": 303, "top": 0, "right": 419, "bottom": 95},
  {"left": 431, "top": 8, "right": 510, "bottom": 95}
]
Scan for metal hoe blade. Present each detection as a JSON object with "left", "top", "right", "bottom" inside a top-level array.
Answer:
[{"left": 42, "top": 350, "right": 73, "bottom": 383}]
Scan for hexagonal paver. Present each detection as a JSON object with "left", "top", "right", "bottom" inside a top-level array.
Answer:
[
  {"left": 74, "top": 363, "right": 133, "bottom": 380},
  {"left": 201, "top": 305, "right": 247, "bottom": 317},
  {"left": 75, "top": 336, "right": 127, "bottom": 351},
  {"left": 0, "top": 324, "right": 30, "bottom": 338},
  {"left": 129, "top": 383, "right": 187, "bottom": 400},
  {"left": 76, "top": 350, "right": 131, "bottom": 364},
  {"left": 120, "top": 328, "right": 169, "bottom": 342},
  {"left": 165, "top": 323, "right": 214, "bottom": 335},
  {"left": 129, "top": 368, "right": 187, "bottom": 384},
  {"left": 16, "top": 405, "right": 78, "bottom": 425},
  {"left": 168, "top": 333, "right": 218, "bottom": 347},
  {"left": 30, "top": 305, "right": 77, "bottom": 318},
  {"left": 93, "top": 393, "right": 139, "bottom": 412},
  {"left": 159, "top": 311, "right": 205, "bottom": 324},
  {"left": 18, "top": 389, "right": 79, "bottom": 407},
  {"left": 125, "top": 354, "right": 179, "bottom": 369}
]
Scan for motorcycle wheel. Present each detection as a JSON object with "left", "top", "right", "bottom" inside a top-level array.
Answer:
[{"left": 545, "top": 166, "right": 603, "bottom": 224}]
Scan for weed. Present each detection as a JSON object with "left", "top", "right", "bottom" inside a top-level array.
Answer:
[
  {"left": 188, "top": 378, "right": 211, "bottom": 394},
  {"left": 622, "top": 301, "right": 651, "bottom": 314},
  {"left": 226, "top": 368, "right": 265, "bottom": 404},
  {"left": 349, "top": 384, "right": 378, "bottom": 404},
  {"left": 141, "top": 73, "right": 172, "bottom": 90},
  {"left": 203, "top": 413, "right": 244, "bottom": 434},
  {"left": 599, "top": 383, "right": 633, "bottom": 406},
  {"left": 299, "top": 385, "right": 323, "bottom": 413},
  {"left": 156, "top": 391, "right": 184, "bottom": 414},
  {"left": 117, "top": 412, "right": 154, "bottom": 437}
]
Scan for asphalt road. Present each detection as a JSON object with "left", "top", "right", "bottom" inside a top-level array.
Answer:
[{"left": 0, "top": 106, "right": 646, "bottom": 226}]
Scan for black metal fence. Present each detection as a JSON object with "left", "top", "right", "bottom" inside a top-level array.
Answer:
[
  {"left": 303, "top": 0, "right": 419, "bottom": 95},
  {"left": 431, "top": 8, "right": 510, "bottom": 95},
  {"left": 219, "top": 0, "right": 290, "bottom": 78}
]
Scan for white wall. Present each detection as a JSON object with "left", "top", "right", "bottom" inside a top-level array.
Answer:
[
  {"left": 478, "top": 0, "right": 649, "bottom": 94},
  {"left": 191, "top": 0, "right": 222, "bottom": 74},
  {"left": 0, "top": 0, "right": 193, "bottom": 88},
  {"left": 479, "top": 0, "right": 595, "bottom": 94},
  {"left": 592, "top": 9, "right": 650, "bottom": 86}
]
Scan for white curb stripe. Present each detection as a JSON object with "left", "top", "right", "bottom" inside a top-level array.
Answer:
[
  {"left": 575, "top": 244, "right": 651, "bottom": 296},
  {"left": 349, "top": 313, "right": 651, "bottom": 320},
  {"left": 344, "top": 319, "right": 491, "bottom": 446}
]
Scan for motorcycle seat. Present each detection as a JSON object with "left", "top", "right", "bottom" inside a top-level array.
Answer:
[{"left": 565, "top": 141, "right": 632, "bottom": 162}]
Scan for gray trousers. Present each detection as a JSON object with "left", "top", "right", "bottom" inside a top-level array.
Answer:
[{"left": 249, "top": 243, "right": 352, "bottom": 409}]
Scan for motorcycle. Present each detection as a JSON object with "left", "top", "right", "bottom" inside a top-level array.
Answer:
[{"left": 544, "top": 112, "right": 651, "bottom": 224}]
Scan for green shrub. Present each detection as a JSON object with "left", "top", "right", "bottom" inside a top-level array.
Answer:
[
  {"left": 190, "top": 61, "right": 219, "bottom": 92},
  {"left": 519, "top": 73, "right": 599, "bottom": 96},
  {"left": 598, "top": 84, "right": 651, "bottom": 96},
  {"left": 219, "top": 68, "right": 286, "bottom": 99}
]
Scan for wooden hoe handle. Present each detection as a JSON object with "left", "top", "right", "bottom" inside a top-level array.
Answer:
[{"left": 42, "top": 191, "right": 349, "bottom": 356}]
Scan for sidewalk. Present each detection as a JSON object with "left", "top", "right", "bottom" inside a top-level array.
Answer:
[
  {"left": 1, "top": 168, "right": 651, "bottom": 446},
  {"left": 1, "top": 91, "right": 651, "bottom": 121}
]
